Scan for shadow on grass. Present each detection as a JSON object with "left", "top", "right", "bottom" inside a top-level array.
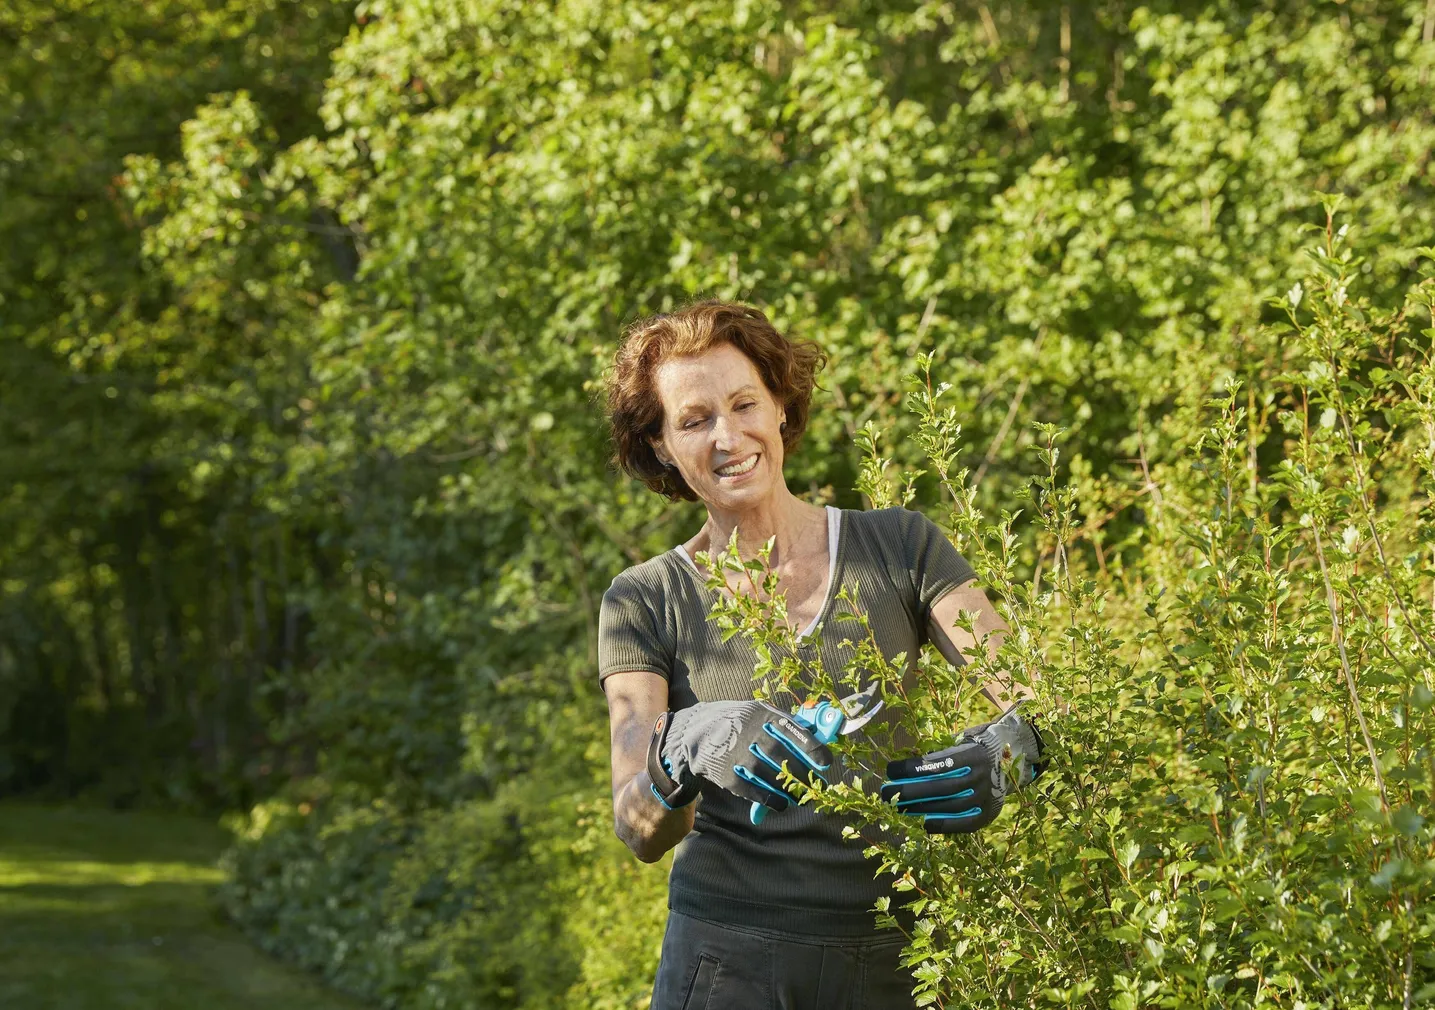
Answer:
[{"left": 0, "top": 804, "right": 362, "bottom": 1010}]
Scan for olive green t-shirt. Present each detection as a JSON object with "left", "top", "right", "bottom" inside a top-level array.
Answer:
[{"left": 598, "top": 507, "right": 977, "bottom": 937}]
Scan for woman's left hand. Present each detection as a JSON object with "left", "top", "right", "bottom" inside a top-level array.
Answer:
[{"left": 879, "top": 704, "right": 1047, "bottom": 834}]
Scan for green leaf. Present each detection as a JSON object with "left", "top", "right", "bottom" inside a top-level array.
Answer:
[
  {"left": 1412, "top": 684, "right": 1435, "bottom": 710},
  {"left": 1119, "top": 841, "right": 1141, "bottom": 869},
  {"left": 1392, "top": 806, "right": 1426, "bottom": 836}
]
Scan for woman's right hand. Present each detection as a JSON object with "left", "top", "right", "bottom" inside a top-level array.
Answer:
[
  {"left": 605, "top": 670, "right": 694, "bottom": 863},
  {"left": 661, "top": 700, "right": 833, "bottom": 811}
]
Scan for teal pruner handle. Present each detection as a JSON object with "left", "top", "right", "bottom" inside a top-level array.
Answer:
[{"left": 749, "top": 702, "right": 844, "bottom": 826}]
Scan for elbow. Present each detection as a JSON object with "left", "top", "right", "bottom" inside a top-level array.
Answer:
[
  {"left": 632, "top": 840, "right": 666, "bottom": 864},
  {"left": 614, "top": 819, "right": 668, "bottom": 864}
]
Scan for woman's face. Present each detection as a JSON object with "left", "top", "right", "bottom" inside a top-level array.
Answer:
[{"left": 650, "top": 343, "right": 787, "bottom": 512}]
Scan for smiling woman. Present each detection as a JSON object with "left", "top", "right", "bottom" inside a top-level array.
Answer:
[
  {"left": 597, "top": 301, "right": 1040, "bottom": 1010},
  {"left": 606, "top": 301, "right": 824, "bottom": 505}
]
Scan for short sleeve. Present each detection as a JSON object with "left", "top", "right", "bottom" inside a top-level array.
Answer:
[
  {"left": 598, "top": 572, "right": 672, "bottom": 683},
  {"left": 902, "top": 509, "right": 978, "bottom": 620}
]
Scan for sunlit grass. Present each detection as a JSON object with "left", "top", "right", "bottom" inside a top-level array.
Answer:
[{"left": 0, "top": 803, "right": 362, "bottom": 1010}]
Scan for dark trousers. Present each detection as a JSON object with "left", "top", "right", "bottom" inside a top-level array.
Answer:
[{"left": 650, "top": 910, "right": 918, "bottom": 1010}]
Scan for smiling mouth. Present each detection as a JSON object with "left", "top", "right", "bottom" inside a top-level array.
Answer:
[{"left": 715, "top": 454, "right": 760, "bottom": 477}]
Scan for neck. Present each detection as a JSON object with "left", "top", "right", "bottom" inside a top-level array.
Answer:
[{"left": 700, "top": 486, "right": 817, "bottom": 564}]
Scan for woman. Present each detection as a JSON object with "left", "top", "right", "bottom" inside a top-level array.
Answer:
[{"left": 599, "top": 301, "right": 1045, "bottom": 1009}]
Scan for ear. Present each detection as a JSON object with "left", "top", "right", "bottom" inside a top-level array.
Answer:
[{"left": 648, "top": 434, "right": 671, "bottom": 469}]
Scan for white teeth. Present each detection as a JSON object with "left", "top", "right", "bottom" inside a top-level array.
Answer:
[{"left": 716, "top": 455, "right": 759, "bottom": 477}]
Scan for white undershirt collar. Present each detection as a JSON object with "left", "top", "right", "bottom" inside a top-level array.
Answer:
[{"left": 672, "top": 506, "right": 841, "bottom": 640}]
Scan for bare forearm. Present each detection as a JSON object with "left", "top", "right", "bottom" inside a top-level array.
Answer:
[
  {"left": 614, "top": 769, "right": 695, "bottom": 862},
  {"left": 929, "top": 586, "right": 1035, "bottom": 710},
  {"left": 967, "top": 625, "right": 1033, "bottom": 709},
  {"left": 604, "top": 674, "right": 695, "bottom": 863}
]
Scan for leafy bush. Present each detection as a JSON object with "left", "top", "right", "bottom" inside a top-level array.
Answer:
[
  {"left": 703, "top": 214, "right": 1435, "bottom": 1007},
  {"left": 221, "top": 798, "right": 415, "bottom": 1003},
  {"left": 221, "top": 779, "right": 667, "bottom": 1008}
]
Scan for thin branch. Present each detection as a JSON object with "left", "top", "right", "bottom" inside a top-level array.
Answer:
[
  {"left": 1058, "top": 6, "right": 1072, "bottom": 104},
  {"left": 977, "top": 4, "right": 1031, "bottom": 136},
  {"left": 974, "top": 331, "right": 1047, "bottom": 488},
  {"left": 426, "top": 442, "right": 489, "bottom": 463},
  {"left": 917, "top": 294, "right": 938, "bottom": 339},
  {"left": 973, "top": 373, "right": 1030, "bottom": 489},
  {"left": 1310, "top": 524, "right": 1389, "bottom": 809},
  {"left": 1331, "top": 383, "right": 1435, "bottom": 663},
  {"left": 1423, "top": 0, "right": 1435, "bottom": 85}
]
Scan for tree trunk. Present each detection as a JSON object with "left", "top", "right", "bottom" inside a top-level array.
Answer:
[{"left": 79, "top": 540, "right": 115, "bottom": 709}]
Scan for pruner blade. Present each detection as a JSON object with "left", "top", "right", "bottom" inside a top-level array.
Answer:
[{"left": 834, "top": 682, "right": 883, "bottom": 735}]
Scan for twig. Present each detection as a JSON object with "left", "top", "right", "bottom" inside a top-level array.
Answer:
[
  {"left": 1310, "top": 524, "right": 1389, "bottom": 809},
  {"left": 1423, "top": 0, "right": 1435, "bottom": 85},
  {"left": 1136, "top": 426, "right": 1165, "bottom": 524},
  {"left": 973, "top": 373, "right": 1030, "bottom": 489},
  {"left": 1058, "top": 6, "right": 1071, "bottom": 104},
  {"left": 917, "top": 295, "right": 939, "bottom": 339},
  {"left": 1330, "top": 379, "right": 1435, "bottom": 663},
  {"left": 974, "top": 328, "right": 1048, "bottom": 488},
  {"left": 977, "top": 4, "right": 1031, "bottom": 136},
  {"left": 426, "top": 442, "right": 488, "bottom": 463},
  {"left": 970, "top": 846, "right": 1083, "bottom": 976}
]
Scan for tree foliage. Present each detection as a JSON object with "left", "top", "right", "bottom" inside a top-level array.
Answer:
[
  {"left": 0, "top": 0, "right": 353, "bottom": 802},
  {"left": 4, "top": 0, "right": 1435, "bottom": 1005}
]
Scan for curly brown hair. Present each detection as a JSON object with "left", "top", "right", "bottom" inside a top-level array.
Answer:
[{"left": 607, "top": 300, "right": 827, "bottom": 502}]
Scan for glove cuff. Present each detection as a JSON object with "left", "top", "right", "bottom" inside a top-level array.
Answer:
[
  {"left": 1028, "top": 717, "right": 1049, "bottom": 781},
  {"left": 646, "top": 711, "right": 700, "bottom": 811},
  {"left": 1000, "top": 700, "right": 1049, "bottom": 782}
]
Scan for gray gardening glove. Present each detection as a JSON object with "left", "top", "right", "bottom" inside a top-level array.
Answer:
[
  {"left": 654, "top": 700, "right": 834, "bottom": 812},
  {"left": 880, "top": 703, "right": 1047, "bottom": 833}
]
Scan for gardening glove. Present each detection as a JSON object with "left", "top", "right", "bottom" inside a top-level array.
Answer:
[
  {"left": 880, "top": 703, "right": 1047, "bottom": 834},
  {"left": 647, "top": 701, "right": 834, "bottom": 813}
]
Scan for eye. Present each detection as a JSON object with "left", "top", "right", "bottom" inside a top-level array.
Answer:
[
  {"left": 681, "top": 416, "right": 705, "bottom": 431},
  {"left": 736, "top": 401, "right": 756, "bottom": 411}
]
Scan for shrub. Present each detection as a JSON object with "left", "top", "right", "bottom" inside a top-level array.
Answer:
[
  {"left": 221, "top": 797, "right": 416, "bottom": 1004},
  {"left": 221, "top": 779, "right": 667, "bottom": 1009},
  {"left": 702, "top": 215, "right": 1435, "bottom": 1008}
]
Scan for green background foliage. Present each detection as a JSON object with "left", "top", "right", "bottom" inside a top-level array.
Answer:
[{"left": 3, "top": 0, "right": 1434, "bottom": 1006}]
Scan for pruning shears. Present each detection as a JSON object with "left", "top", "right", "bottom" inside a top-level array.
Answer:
[{"left": 749, "top": 683, "right": 884, "bottom": 826}]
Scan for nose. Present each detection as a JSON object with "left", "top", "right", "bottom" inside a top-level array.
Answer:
[{"left": 711, "top": 410, "right": 740, "bottom": 452}]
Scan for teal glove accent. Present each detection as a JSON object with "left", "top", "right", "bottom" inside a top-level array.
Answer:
[
  {"left": 748, "top": 699, "right": 848, "bottom": 825},
  {"left": 881, "top": 703, "right": 1046, "bottom": 834},
  {"left": 661, "top": 700, "right": 833, "bottom": 816}
]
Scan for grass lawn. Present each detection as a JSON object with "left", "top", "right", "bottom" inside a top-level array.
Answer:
[{"left": 0, "top": 803, "right": 363, "bottom": 1010}]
